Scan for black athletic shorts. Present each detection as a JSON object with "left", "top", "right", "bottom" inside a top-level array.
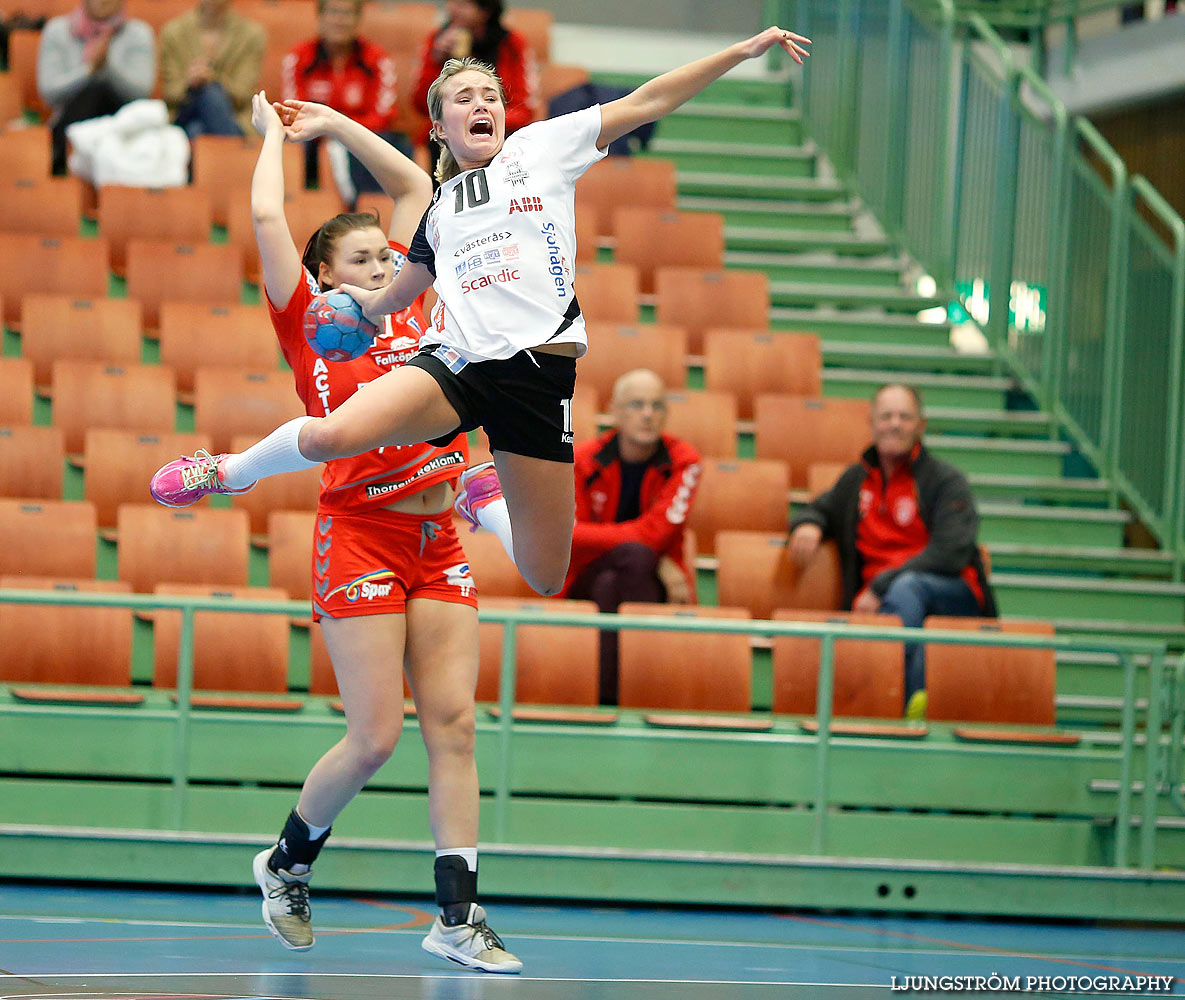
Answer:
[{"left": 408, "top": 344, "right": 578, "bottom": 463}]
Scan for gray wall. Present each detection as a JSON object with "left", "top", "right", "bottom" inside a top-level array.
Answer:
[{"left": 511, "top": 0, "right": 769, "bottom": 33}]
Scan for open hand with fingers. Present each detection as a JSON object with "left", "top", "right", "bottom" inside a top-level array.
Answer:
[
  {"left": 251, "top": 91, "right": 284, "bottom": 139},
  {"left": 739, "top": 25, "right": 812, "bottom": 63},
  {"left": 272, "top": 98, "right": 340, "bottom": 143}
]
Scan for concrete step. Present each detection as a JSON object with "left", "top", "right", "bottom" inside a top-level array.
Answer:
[
  {"left": 821, "top": 340, "right": 999, "bottom": 374},
  {"left": 824, "top": 369, "right": 1012, "bottom": 410},
  {"left": 659, "top": 100, "right": 805, "bottom": 145},
  {"left": 926, "top": 435, "right": 1070, "bottom": 478},
  {"left": 993, "top": 573, "right": 1185, "bottom": 625},
  {"left": 966, "top": 473, "right": 1112, "bottom": 507},
  {"left": 677, "top": 173, "right": 848, "bottom": 203},
  {"left": 726, "top": 226, "right": 892, "bottom": 257},
  {"left": 646, "top": 139, "right": 816, "bottom": 178},
  {"left": 924, "top": 407, "right": 1055, "bottom": 437},
  {"left": 727, "top": 249, "right": 906, "bottom": 289},
  {"left": 987, "top": 543, "right": 1174, "bottom": 578},
  {"left": 680, "top": 196, "right": 857, "bottom": 232},
  {"left": 977, "top": 502, "right": 1129, "bottom": 549},
  {"left": 770, "top": 280, "right": 944, "bottom": 312},
  {"left": 770, "top": 309, "right": 953, "bottom": 347}
]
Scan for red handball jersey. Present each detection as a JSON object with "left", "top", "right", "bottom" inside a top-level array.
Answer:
[{"left": 268, "top": 242, "right": 468, "bottom": 514}]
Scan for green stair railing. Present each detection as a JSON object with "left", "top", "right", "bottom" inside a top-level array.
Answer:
[{"left": 797, "top": 0, "right": 1185, "bottom": 571}]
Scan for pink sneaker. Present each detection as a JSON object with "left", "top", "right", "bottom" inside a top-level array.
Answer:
[
  {"left": 453, "top": 462, "right": 502, "bottom": 531},
  {"left": 150, "top": 449, "right": 255, "bottom": 508}
]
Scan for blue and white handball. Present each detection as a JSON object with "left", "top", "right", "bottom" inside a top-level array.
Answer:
[{"left": 303, "top": 290, "right": 380, "bottom": 362}]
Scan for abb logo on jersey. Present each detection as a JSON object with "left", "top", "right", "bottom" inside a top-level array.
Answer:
[{"left": 508, "top": 196, "right": 543, "bottom": 214}]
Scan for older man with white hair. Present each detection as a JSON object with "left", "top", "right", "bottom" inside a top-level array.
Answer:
[{"left": 559, "top": 369, "right": 702, "bottom": 704}]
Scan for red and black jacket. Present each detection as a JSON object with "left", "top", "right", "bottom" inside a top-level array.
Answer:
[
  {"left": 790, "top": 444, "right": 997, "bottom": 614},
  {"left": 561, "top": 431, "right": 702, "bottom": 598}
]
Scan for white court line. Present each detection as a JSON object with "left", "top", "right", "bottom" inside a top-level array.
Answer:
[
  {"left": 2, "top": 915, "right": 1183, "bottom": 966},
  {"left": 1, "top": 973, "right": 885, "bottom": 988}
]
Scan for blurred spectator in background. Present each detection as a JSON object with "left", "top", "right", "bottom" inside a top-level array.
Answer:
[
  {"left": 413, "top": 0, "right": 537, "bottom": 176},
  {"left": 160, "top": 0, "right": 264, "bottom": 138},
  {"left": 37, "top": 0, "right": 154, "bottom": 173},
  {"left": 788, "top": 383, "right": 997, "bottom": 719},
  {"left": 561, "top": 370, "right": 701, "bottom": 705},
  {"left": 282, "top": 0, "right": 406, "bottom": 205},
  {"left": 1122, "top": 1, "right": 1177, "bottom": 23}
]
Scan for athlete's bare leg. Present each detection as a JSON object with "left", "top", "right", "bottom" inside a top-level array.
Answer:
[
  {"left": 299, "top": 366, "right": 463, "bottom": 462},
  {"left": 492, "top": 450, "right": 575, "bottom": 597},
  {"left": 403, "top": 598, "right": 481, "bottom": 848},
  {"left": 296, "top": 613, "right": 408, "bottom": 826}
]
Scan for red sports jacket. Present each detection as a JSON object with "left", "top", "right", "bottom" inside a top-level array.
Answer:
[
  {"left": 282, "top": 37, "right": 398, "bottom": 134},
  {"left": 561, "top": 431, "right": 702, "bottom": 598}
]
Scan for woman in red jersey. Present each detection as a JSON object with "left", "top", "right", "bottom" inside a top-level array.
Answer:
[{"left": 243, "top": 92, "right": 521, "bottom": 974}]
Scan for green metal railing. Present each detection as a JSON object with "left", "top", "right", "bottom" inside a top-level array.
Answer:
[
  {"left": 0, "top": 589, "right": 1176, "bottom": 870},
  {"left": 798, "top": 0, "right": 1185, "bottom": 566}
]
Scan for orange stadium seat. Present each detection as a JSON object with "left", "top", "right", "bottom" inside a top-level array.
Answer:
[
  {"left": 0, "top": 424, "right": 64, "bottom": 500},
  {"left": 192, "top": 367, "right": 306, "bottom": 454},
  {"left": 574, "top": 262, "right": 640, "bottom": 324},
  {"left": 0, "top": 233, "right": 109, "bottom": 331},
  {"left": 191, "top": 134, "right": 304, "bottom": 227},
  {"left": 360, "top": 2, "right": 439, "bottom": 56},
  {"left": 0, "top": 125, "right": 53, "bottom": 179},
  {"left": 613, "top": 208, "right": 724, "bottom": 294},
  {"left": 687, "top": 460, "right": 789, "bottom": 556},
  {"left": 806, "top": 461, "right": 849, "bottom": 497},
  {"left": 577, "top": 158, "right": 677, "bottom": 239},
  {"left": 478, "top": 597, "right": 599, "bottom": 706},
  {"left": 654, "top": 267, "right": 769, "bottom": 355},
  {"left": 0, "top": 577, "right": 134, "bottom": 687},
  {"left": 925, "top": 617, "right": 1057, "bottom": 725},
  {"left": 574, "top": 202, "right": 598, "bottom": 263},
  {"left": 0, "top": 175, "right": 84, "bottom": 236},
  {"left": 232, "top": 432, "right": 321, "bottom": 537},
  {"left": 390, "top": 50, "right": 430, "bottom": 150},
  {"left": 0, "top": 498, "right": 97, "bottom": 577},
  {"left": 152, "top": 583, "right": 290, "bottom": 692},
  {"left": 159, "top": 302, "right": 278, "bottom": 396},
  {"left": 664, "top": 389, "right": 737, "bottom": 460},
  {"left": 237, "top": 0, "right": 318, "bottom": 104},
  {"left": 0, "top": 72, "right": 22, "bottom": 123},
  {"left": 0, "top": 358, "right": 35, "bottom": 425},
  {"left": 703, "top": 329, "right": 822, "bottom": 420},
  {"left": 83, "top": 429, "right": 212, "bottom": 532},
  {"left": 618, "top": 603, "right": 752, "bottom": 712},
  {"left": 503, "top": 6, "right": 552, "bottom": 63},
  {"left": 772, "top": 610, "right": 905, "bottom": 718},
  {"left": 21, "top": 295, "right": 142, "bottom": 389},
  {"left": 97, "top": 185, "right": 214, "bottom": 277},
  {"left": 754, "top": 395, "right": 871, "bottom": 490},
  {"left": 51, "top": 360, "right": 176, "bottom": 454},
  {"left": 579, "top": 323, "right": 687, "bottom": 409},
  {"left": 117, "top": 504, "right": 250, "bottom": 592},
  {"left": 124, "top": 0, "right": 190, "bottom": 31},
  {"left": 538, "top": 64, "right": 590, "bottom": 104},
  {"left": 459, "top": 525, "right": 535, "bottom": 599},
  {"left": 7, "top": 30, "right": 48, "bottom": 120},
  {"left": 267, "top": 510, "right": 317, "bottom": 603},
  {"left": 226, "top": 187, "right": 343, "bottom": 284},
  {"left": 125, "top": 240, "right": 244, "bottom": 332},
  {"left": 715, "top": 531, "right": 843, "bottom": 618}
]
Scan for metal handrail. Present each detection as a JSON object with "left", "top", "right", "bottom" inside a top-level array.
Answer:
[{"left": 0, "top": 588, "right": 1169, "bottom": 870}]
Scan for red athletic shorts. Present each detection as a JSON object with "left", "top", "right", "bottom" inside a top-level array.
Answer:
[{"left": 310, "top": 507, "right": 478, "bottom": 620}]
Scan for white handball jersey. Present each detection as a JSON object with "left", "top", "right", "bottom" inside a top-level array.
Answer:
[{"left": 407, "top": 105, "right": 607, "bottom": 362}]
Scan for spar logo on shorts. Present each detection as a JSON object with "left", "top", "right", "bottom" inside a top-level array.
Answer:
[
  {"left": 445, "top": 562, "right": 475, "bottom": 597},
  {"left": 326, "top": 569, "right": 397, "bottom": 603}
]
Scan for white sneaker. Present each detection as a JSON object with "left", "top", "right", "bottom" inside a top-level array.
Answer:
[
  {"left": 252, "top": 848, "right": 314, "bottom": 951},
  {"left": 421, "top": 903, "right": 522, "bottom": 973}
]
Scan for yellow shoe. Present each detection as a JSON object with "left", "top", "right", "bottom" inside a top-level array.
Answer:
[{"left": 905, "top": 689, "right": 928, "bottom": 721}]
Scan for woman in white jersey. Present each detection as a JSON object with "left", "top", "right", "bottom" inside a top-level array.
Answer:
[
  {"left": 241, "top": 93, "right": 522, "bottom": 973},
  {"left": 151, "top": 26, "right": 811, "bottom": 598}
]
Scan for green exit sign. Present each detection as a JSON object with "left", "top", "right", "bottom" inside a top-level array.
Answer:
[{"left": 952, "top": 278, "right": 1047, "bottom": 334}]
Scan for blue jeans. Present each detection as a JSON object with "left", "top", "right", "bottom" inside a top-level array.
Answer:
[
  {"left": 878, "top": 571, "right": 982, "bottom": 700},
  {"left": 175, "top": 82, "right": 243, "bottom": 139}
]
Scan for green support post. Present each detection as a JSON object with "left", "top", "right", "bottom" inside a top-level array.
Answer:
[
  {"left": 812, "top": 634, "right": 836, "bottom": 855},
  {"left": 170, "top": 607, "right": 196, "bottom": 831},
  {"left": 1141, "top": 648, "right": 1167, "bottom": 869},
  {"left": 987, "top": 52, "right": 1020, "bottom": 350},
  {"left": 493, "top": 621, "right": 519, "bottom": 842},
  {"left": 933, "top": 1, "right": 956, "bottom": 290},
  {"left": 1115, "top": 650, "right": 1137, "bottom": 867},
  {"left": 881, "top": 0, "right": 908, "bottom": 235}
]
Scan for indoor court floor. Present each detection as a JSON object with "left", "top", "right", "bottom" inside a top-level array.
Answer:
[{"left": 1, "top": 883, "right": 1183, "bottom": 999}]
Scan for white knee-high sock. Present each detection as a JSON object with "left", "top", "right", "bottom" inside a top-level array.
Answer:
[
  {"left": 220, "top": 416, "right": 320, "bottom": 489},
  {"left": 475, "top": 497, "right": 515, "bottom": 564}
]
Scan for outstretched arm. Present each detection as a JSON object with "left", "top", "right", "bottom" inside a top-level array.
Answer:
[
  {"left": 275, "top": 99, "right": 433, "bottom": 248},
  {"left": 597, "top": 26, "right": 810, "bottom": 151},
  {"left": 339, "top": 261, "right": 435, "bottom": 324},
  {"left": 249, "top": 91, "right": 304, "bottom": 311}
]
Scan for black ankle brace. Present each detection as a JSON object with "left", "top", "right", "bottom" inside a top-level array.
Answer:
[
  {"left": 434, "top": 854, "right": 477, "bottom": 926},
  {"left": 268, "top": 809, "right": 330, "bottom": 873}
]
